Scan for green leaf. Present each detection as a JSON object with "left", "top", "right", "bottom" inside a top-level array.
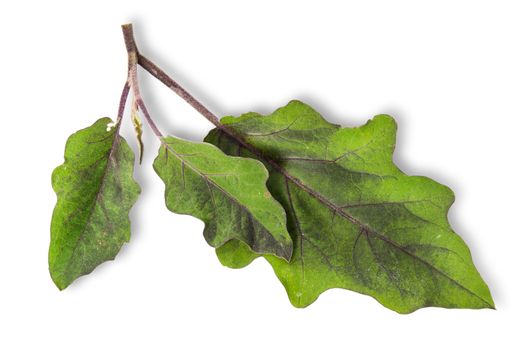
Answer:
[
  {"left": 153, "top": 136, "right": 292, "bottom": 260},
  {"left": 49, "top": 117, "right": 141, "bottom": 290},
  {"left": 205, "top": 100, "right": 494, "bottom": 313}
]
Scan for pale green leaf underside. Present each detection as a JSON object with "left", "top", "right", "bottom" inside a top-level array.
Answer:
[
  {"left": 153, "top": 136, "right": 292, "bottom": 260},
  {"left": 205, "top": 100, "right": 494, "bottom": 313},
  {"left": 50, "top": 117, "right": 141, "bottom": 290}
]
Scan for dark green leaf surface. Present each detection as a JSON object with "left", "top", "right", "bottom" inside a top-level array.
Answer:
[
  {"left": 205, "top": 100, "right": 494, "bottom": 313},
  {"left": 50, "top": 118, "right": 140, "bottom": 290},
  {"left": 153, "top": 136, "right": 292, "bottom": 260}
]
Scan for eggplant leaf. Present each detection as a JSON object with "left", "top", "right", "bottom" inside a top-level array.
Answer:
[
  {"left": 49, "top": 117, "right": 140, "bottom": 290},
  {"left": 205, "top": 100, "right": 494, "bottom": 313},
  {"left": 153, "top": 136, "right": 292, "bottom": 260}
]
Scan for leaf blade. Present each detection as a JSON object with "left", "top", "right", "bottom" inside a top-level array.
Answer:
[
  {"left": 49, "top": 117, "right": 141, "bottom": 290},
  {"left": 153, "top": 136, "right": 292, "bottom": 260},
  {"left": 206, "top": 100, "right": 494, "bottom": 313}
]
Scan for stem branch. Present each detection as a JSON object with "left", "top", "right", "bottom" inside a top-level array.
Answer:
[
  {"left": 137, "top": 54, "right": 222, "bottom": 128},
  {"left": 121, "top": 24, "right": 163, "bottom": 138},
  {"left": 116, "top": 82, "right": 130, "bottom": 125}
]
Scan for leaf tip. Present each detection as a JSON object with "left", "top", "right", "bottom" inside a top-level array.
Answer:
[
  {"left": 485, "top": 294, "right": 496, "bottom": 310},
  {"left": 282, "top": 242, "right": 293, "bottom": 262},
  {"left": 49, "top": 271, "right": 69, "bottom": 291}
]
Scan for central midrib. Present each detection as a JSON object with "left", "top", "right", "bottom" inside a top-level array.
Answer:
[
  {"left": 216, "top": 128, "right": 492, "bottom": 307},
  {"left": 63, "top": 127, "right": 122, "bottom": 279},
  {"left": 160, "top": 139, "right": 291, "bottom": 259}
]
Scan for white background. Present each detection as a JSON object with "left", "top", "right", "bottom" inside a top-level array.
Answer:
[{"left": 0, "top": 1, "right": 525, "bottom": 348}]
